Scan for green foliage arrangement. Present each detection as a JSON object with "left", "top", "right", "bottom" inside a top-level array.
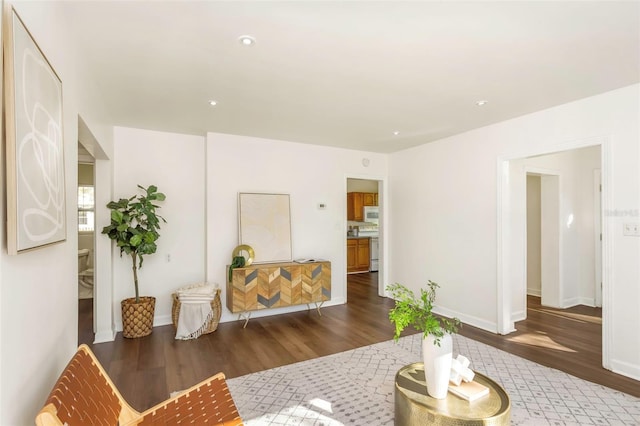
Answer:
[
  {"left": 387, "top": 280, "right": 461, "bottom": 346},
  {"left": 102, "top": 185, "right": 166, "bottom": 303}
]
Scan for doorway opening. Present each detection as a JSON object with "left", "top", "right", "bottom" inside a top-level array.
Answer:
[
  {"left": 346, "top": 177, "right": 384, "bottom": 299},
  {"left": 525, "top": 169, "right": 561, "bottom": 312},
  {"left": 77, "top": 143, "right": 95, "bottom": 345},
  {"left": 499, "top": 141, "right": 607, "bottom": 369},
  {"left": 77, "top": 115, "right": 114, "bottom": 344}
]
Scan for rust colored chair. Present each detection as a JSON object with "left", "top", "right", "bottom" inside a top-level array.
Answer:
[{"left": 36, "top": 344, "right": 243, "bottom": 426}]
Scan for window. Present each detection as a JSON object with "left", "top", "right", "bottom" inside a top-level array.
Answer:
[{"left": 78, "top": 186, "right": 95, "bottom": 232}]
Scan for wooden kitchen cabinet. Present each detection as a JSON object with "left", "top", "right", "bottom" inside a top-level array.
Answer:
[
  {"left": 347, "top": 237, "right": 370, "bottom": 273},
  {"left": 347, "top": 192, "right": 378, "bottom": 220},
  {"left": 363, "top": 192, "right": 377, "bottom": 206},
  {"left": 347, "top": 239, "right": 357, "bottom": 271},
  {"left": 347, "top": 192, "right": 364, "bottom": 221}
]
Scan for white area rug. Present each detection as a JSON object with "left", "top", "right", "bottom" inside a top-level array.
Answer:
[{"left": 226, "top": 333, "right": 640, "bottom": 425}]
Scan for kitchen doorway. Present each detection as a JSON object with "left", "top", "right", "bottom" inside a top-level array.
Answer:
[{"left": 346, "top": 177, "right": 384, "bottom": 298}]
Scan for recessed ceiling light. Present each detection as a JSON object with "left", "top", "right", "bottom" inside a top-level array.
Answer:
[
  {"left": 208, "top": 100, "right": 218, "bottom": 106},
  {"left": 393, "top": 131, "right": 400, "bottom": 136},
  {"left": 238, "top": 35, "right": 256, "bottom": 46},
  {"left": 476, "top": 100, "right": 488, "bottom": 106}
]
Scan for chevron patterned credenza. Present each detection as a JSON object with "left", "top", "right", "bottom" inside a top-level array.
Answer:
[{"left": 226, "top": 261, "right": 331, "bottom": 319}]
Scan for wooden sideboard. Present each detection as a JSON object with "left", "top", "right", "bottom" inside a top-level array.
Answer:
[{"left": 227, "top": 261, "right": 331, "bottom": 316}]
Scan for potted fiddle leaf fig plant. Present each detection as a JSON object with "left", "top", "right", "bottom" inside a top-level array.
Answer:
[
  {"left": 387, "top": 280, "right": 460, "bottom": 399},
  {"left": 102, "top": 184, "right": 166, "bottom": 338}
]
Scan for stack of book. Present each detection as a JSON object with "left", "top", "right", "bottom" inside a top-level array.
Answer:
[{"left": 448, "top": 380, "right": 490, "bottom": 402}]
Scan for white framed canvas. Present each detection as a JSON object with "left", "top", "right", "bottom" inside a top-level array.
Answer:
[
  {"left": 238, "top": 193, "right": 292, "bottom": 263},
  {"left": 4, "top": 5, "right": 66, "bottom": 254}
]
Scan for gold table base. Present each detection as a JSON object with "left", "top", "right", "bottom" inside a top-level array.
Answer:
[{"left": 395, "top": 363, "right": 510, "bottom": 425}]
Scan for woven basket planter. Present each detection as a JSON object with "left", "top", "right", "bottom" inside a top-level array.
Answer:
[
  {"left": 171, "top": 290, "right": 221, "bottom": 335},
  {"left": 121, "top": 296, "right": 156, "bottom": 338}
]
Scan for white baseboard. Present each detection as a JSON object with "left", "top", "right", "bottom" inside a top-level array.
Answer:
[
  {"left": 219, "top": 297, "right": 347, "bottom": 324},
  {"left": 610, "top": 358, "right": 640, "bottom": 381},
  {"left": 94, "top": 329, "right": 116, "bottom": 343},
  {"left": 155, "top": 314, "right": 173, "bottom": 327},
  {"left": 114, "top": 297, "right": 349, "bottom": 334},
  {"left": 511, "top": 310, "right": 526, "bottom": 322},
  {"left": 114, "top": 314, "right": 173, "bottom": 333},
  {"left": 433, "top": 305, "right": 498, "bottom": 334},
  {"left": 561, "top": 297, "right": 581, "bottom": 308},
  {"left": 578, "top": 297, "right": 595, "bottom": 307},
  {"left": 527, "top": 288, "right": 541, "bottom": 297},
  {"left": 562, "top": 297, "right": 595, "bottom": 309}
]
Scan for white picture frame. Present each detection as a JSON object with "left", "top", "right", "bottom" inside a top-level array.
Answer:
[
  {"left": 238, "top": 193, "right": 292, "bottom": 263},
  {"left": 4, "top": 5, "right": 66, "bottom": 254}
]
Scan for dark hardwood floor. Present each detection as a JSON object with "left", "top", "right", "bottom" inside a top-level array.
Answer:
[
  {"left": 78, "top": 298, "right": 94, "bottom": 346},
  {"left": 80, "top": 274, "right": 639, "bottom": 412}
]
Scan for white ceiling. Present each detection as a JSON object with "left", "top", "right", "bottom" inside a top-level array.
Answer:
[{"left": 61, "top": 1, "right": 640, "bottom": 153}]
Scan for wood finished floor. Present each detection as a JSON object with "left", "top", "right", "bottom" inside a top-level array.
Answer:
[{"left": 80, "top": 274, "right": 639, "bottom": 412}]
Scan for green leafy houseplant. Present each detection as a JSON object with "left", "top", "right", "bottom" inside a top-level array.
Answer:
[
  {"left": 387, "top": 280, "right": 460, "bottom": 346},
  {"left": 102, "top": 184, "right": 166, "bottom": 303}
]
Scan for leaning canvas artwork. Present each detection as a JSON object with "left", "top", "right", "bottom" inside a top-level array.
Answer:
[
  {"left": 4, "top": 5, "right": 66, "bottom": 254},
  {"left": 238, "top": 193, "right": 292, "bottom": 263}
]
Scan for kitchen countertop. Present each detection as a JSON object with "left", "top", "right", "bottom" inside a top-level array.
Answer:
[{"left": 347, "top": 236, "right": 372, "bottom": 239}]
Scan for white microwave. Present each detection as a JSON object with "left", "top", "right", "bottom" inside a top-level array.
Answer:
[{"left": 363, "top": 206, "right": 379, "bottom": 224}]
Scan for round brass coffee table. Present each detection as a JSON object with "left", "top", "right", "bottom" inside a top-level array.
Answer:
[{"left": 394, "top": 363, "right": 510, "bottom": 425}]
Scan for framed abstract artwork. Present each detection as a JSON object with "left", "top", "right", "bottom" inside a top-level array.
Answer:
[
  {"left": 4, "top": 5, "right": 66, "bottom": 254},
  {"left": 238, "top": 193, "right": 292, "bottom": 263}
]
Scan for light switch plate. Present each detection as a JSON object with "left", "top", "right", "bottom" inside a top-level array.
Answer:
[{"left": 623, "top": 223, "right": 640, "bottom": 236}]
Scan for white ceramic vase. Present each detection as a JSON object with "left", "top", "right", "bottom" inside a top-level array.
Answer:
[{"left": 422, "top": 332, "right": 453, "bottom": 399}]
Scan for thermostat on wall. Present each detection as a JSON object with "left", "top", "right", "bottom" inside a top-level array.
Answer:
[{"left": 318, "top": 203, "right": 327, "bottom": 210}]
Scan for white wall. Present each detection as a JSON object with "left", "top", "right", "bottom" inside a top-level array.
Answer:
[
  {"left": 111, "top": 127, "right": 206, "bottom": 329},
  {"left": 539, "top": 174, "right": 561, "bottom": 309},
  {"left": 347, "top": 178, "right": 378, "bottom": 193},
  {"left": 0, "top": 1, "right": 113, "bottom": 424},
  {"left": 389, "top": 84, "right": 640, "bottom": 380},
  {"left": 526, "top": 175, "right": 541, "bottom": 296},
  {"left": 206, "top": 132, "right": 388, "bottom": 322},
  {"left": 514, "top": 146, "right": 601, "bottom": 312},
  {"left": 388, "top": 129, "right": 500, "bottom": 331}
]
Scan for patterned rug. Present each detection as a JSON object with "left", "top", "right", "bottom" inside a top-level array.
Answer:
[{"left": 226, "top": 333, "right": 640, "bottom": 425}]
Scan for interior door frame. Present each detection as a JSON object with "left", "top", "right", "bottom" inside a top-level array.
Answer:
[
  {"left": 344, "top": 174, "right": 387, "bottom": 299},
  {"left": 594, "top": 168, "right": 602, "bottom": 308},
  {"left": 78, "top": 116, "right": 115, "bottom": 343},
  {"left": 523, "top": 167, "right": 562, "bottom": 321},
  {"left": 497, "top": 136, "right": 611, "bottom": 369}
]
